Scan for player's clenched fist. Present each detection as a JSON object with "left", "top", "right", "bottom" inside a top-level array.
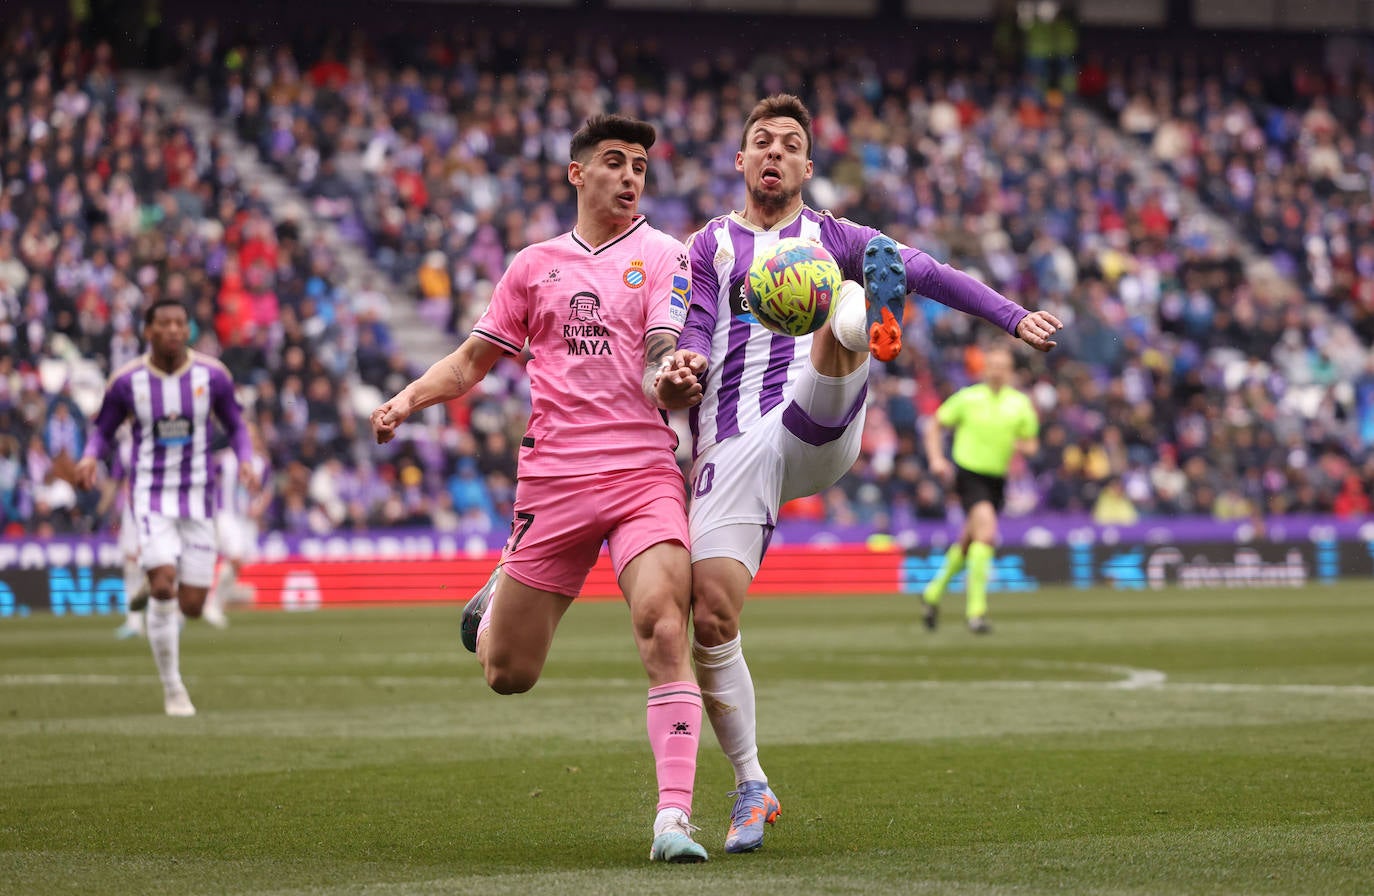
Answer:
[
  {"left": 654, "top": 350, "right": 708, "bottom": 410},
  {"left": 371, "top": 395, "right": 412, "bottom": 444}
]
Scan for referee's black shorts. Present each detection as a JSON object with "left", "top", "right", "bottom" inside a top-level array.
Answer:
[{"left": 954, "top": 465, "right": 1007, "bottom": 513}]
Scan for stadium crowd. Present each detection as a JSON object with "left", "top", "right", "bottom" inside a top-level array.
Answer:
[
  {"left": 3, "top": 11, "right": 1372, "bottom": 539},
  {"left": 0, "top": 14, "right": 406, "bottom": 536}
]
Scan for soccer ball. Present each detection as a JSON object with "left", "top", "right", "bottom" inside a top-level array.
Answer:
[{"left": 747, "top": 237, "right": 841, "bottom": 337}]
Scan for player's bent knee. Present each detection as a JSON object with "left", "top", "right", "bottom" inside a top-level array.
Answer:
[{"left": 484, "top": 663, "right": 538, "bottom": 695}]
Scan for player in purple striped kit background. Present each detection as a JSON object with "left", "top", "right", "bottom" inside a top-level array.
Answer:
[
  {"left": 656, "top": 94, "right": 1063, "bottom": 853},
  {"left": 76, "top": 299, "right": 258, "bottom": 716}
]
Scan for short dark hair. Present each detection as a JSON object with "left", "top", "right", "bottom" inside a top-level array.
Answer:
[
  {"left": 143, "top": 299, "right": 189, "bottom": 327},
  {"left": 569, "top": 114, "right": 656, "bottom": 162},
  {"left": 740, "top": 94, "right": 813, "bottom": 156}
]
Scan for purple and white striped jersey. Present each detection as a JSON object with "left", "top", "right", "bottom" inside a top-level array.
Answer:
[
  {"left": 84, "top": 351, "right": 252, "bottom": 520},
  {"left": 679, "top": 205, "right": 1029, "bottom": 456}
]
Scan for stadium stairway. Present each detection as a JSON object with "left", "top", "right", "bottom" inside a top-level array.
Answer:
[
  {"left": 1070, "top": 99, "right": 1299, "bottom": 303},
  {"left": 122, "top": 71, "right": 455, "bottom": 372}
]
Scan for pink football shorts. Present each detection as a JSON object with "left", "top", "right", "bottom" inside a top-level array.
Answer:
[{"left": 501, "top": 466, "right": 689, "bottom": 597}]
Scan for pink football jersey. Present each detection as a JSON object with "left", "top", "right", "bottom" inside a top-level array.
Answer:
[{"left": 472, "top": 216, "right": 691, "bottom": 477}]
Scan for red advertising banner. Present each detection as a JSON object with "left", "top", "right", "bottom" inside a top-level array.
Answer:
[{"left": 238, "top": 545, "right": 905, "bottom": 610}]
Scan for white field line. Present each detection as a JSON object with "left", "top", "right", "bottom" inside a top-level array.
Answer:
[{"left": 3, "top": 663, "right": 1372, "bottom": 696}]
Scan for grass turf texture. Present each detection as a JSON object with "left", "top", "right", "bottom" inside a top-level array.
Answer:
[{"left": 2, "top": 584, "right": 1372, "bottom": 895}]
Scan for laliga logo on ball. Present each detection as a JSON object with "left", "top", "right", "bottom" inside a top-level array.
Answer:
[{"left": 746, "top": 237, "right": 841, "bottom": 337}]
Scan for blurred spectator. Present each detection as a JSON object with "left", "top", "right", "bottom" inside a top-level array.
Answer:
[
  {"left": 1092, "top": 476, "right": 1139, "bottom": 525},
  {"left": 1332, "top": 473, "right": 1370, "bottom": 519}
]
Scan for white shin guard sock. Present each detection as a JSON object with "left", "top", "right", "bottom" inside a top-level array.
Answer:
[
  {"left": 146, "top": 598, "right": 183, "bottom": 691},
  {"left": 693, "top": 634, "right": 767, "bottom": 786},
  {"left": 122, "top": 564, "right": 145, "bottom": 626}
]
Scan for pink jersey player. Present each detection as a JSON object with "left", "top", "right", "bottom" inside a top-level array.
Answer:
[
  {"left": 471, "top": 216, "right": 688, "bottom": 480},
  {"left": 371, "top": 114, "right": 709, "bottom": 863},
  {"left": 467, "top": 220, "right": 690, "bottom": 594}
]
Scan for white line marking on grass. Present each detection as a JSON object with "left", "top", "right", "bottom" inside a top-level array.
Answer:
[
  {"left": 1117, "top": 665, "right": 1168, "bottom": 689},
  {"left": 997, "top": 659, "right": 1168, "bottom": 689},
  {"left": 1166, "top": 681, "right": 1374, "bottom": 696},
  {"left": 1, "top": 674, "right": 139, "bottom": 685},
  {"left": 5, "top": 668, "right": 1373, "bottom": 698}
]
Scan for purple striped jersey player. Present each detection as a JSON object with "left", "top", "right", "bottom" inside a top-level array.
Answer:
[
  {"left": 76, "top": 299, "right": 258, "bottom": 717},
  {"left": 654, "top": 94, "right": 1063, "bottom": 854}
]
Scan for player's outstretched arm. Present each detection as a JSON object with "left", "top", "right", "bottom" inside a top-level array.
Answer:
[
  {"left": 1015, "top": 310, "right": 1064, "bottom": 353},
  {"left": 899, "top": 249, "right": 1064, "bottom": 347},
  {"left": 653, "top": 349, "right": 708, "bottom": 410},
  {"left": 372, "top": 335, "right": 504, "bottom": 444}
]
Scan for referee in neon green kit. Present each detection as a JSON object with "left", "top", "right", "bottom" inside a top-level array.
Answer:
[{"left": 920, "top": 346, "right": 1040, "bottom": 634}]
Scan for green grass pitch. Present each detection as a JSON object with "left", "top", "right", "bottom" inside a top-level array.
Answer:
[{"left": 2, "top": 583, "right": 1373, "bottom": 895}]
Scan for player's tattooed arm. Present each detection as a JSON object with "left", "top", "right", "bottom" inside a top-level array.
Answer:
[
  {"left": 372, "top": 335, "right": 504, "bottom": 444},
  {"left": 446, "top": 356, "right": 471, "bottom": 396},
  {"left": 642, "top": 331, "right": 679, "bottom": 405}
]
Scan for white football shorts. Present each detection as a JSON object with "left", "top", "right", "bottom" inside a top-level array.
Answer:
[
  {"left": 688, "top": 361, "right": 868, "bottom": 575},
  {"left": 135, "top": 512, "right": 218, "bottom": 587}
]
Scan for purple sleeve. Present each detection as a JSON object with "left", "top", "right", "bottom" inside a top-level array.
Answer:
[
  {"left": 819, "top": 215, "right": 1028, "bottom": 337},
  {"left": 211, "top": 368, "right": 253, "bottom": 464},
  {"left": 901, "top": 249, "right": 1028, "bottom": 337},
  {"left": 677, "top": 230, "right": 719, "bottom": 360},
  {"left": 83, "top": 379, "right": 130, "bottom": 462},
  {"left": 821, "top": 215, "right": 883, "bottom": 283}
]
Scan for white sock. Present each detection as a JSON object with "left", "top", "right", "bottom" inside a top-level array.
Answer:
[
  {"left": 693, "top": 635, "right": 767, "bottom": 786},
  {"left": 146, "top": 597, "right": 183, "bottom": 691},
  {"left": 204, "top": 582, "right": 225, "bottom": 615},
  {"left": 653, "top": 807, "right": 690, "bottom": 836},
  {"left": 123, "top": 564, "right": 143, "bottom": 624},
  {"left": 829, "top": 280, "right": 869, "bottom": 353},
  {"left": 219, "top": 564, "right": 239, "bottom": 595}
]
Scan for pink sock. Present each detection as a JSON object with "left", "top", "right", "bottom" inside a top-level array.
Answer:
[
  {"left": 475, "top": 600, "right": 494, "bottom": 650},
  {"left": 646, "top": 681, "right": 703, "bottom": 814},
  {"left": 474, "top": 572, "right": 501, "bottom": 651}
]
